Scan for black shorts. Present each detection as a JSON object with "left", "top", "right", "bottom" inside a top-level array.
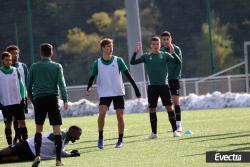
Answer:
[
  {"left": 1, "top": 103, "right": 25, "bottom": 123},
  {"left": 9, "top": 140, "right": 35, "bottom": 161},
  {"left": 147, "top": 85, "right": 172, "bottom": 108},
  {"left": 99, "top": 96, "right": 125, "bottom": 110},
  {"left": 169, "top": 79, "right": 180, "bottom": 96},
  {"left": 33, "top": 95, "right": 62, "bottom": 125}
]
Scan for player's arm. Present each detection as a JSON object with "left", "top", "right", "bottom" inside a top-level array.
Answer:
[
  {"left": 57, "top": 64, "right": 69, "bottom": 110},
  {"left": 164, "top": 51, "right": 181, "bottom": 64},
  {"left": 61, "top": 149, "right": 80, "bottom": 157},
  {"left": 23, "top": 63, "right": 29, "bottom": 87},
  {"left": 86, "top": 61, "right": 98, "bottom": 96},
  {"left": 61, "top": 150, "right": 71, "bottom": 157},
  {"left": 175, "top": 46, "right": 183, "bottom": 63},
  {"left": 118, "top": 57, "right": 141, "bottom": 98},
  {"left": 123, "top": 70, "right": 141, "bottom": 98},
  {"left": 167, "top": 44, "right": 182, "bottom": 64},
  {"left": 130, "top": 42, "right": 145, "bottom": 65},
  {"left": 27, "top": 66, "right": 33, "bottom": 101}
]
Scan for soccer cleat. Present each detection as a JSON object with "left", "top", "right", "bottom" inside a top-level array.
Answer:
[
  {"left": 146, "top": 133, "right": 158, "bottom": 140},
  {"left": 31, "top": 156, "right": 41, "bottom": 167},
  {"left": 97, "top": 139, "right": 104, "bottom": 149},
  {"left": 56, "top": 160, "right": 64, "bottom": 166},
  {"left": 173, "top": 131, "right": 181, "bottom": 137},
  {"left": 115, "top": 141, "right": 123, "bottom": 148}
]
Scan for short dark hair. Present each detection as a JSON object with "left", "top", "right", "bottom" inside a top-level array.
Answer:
[
  {"left": 160, "top": 31, "right": 171, "bottom": 37},
  {"left": 40, "top": 43, "right": 53, "bottom": 57},
  {"left": 1, "top": 51, "right": 12, "bottom": 60},
  {"left": 151, "top": 36, "right": 161, "bottom": 42},
  {"left": 68, "top": 125, "right": 82, "bottom": 133},
  {"left": 6, "top": 45, "right": 19, "bottom": 52},
  {"left": 100, "top": 38, "right": 113, "bottom": 48}
]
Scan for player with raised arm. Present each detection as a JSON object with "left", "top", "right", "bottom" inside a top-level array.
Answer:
[
  {"left": 160, "top": 31, "right": 183, "bottom": 132},
  {"left": 130, "top": 36, "right": 182, "bottom": 139}
]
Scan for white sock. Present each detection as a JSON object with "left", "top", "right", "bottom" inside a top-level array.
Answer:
[{"left": 176, "top": 121, "right": 181, "bottom": 127}]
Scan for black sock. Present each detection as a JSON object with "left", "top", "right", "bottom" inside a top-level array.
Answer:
[
  {"left": 5, "top": 128, "right": 12, "bottom": 145},
  {"left": 150, "top": 112, "right": 157, "bottom": 134},
  {"left": 99, "top": 130, "right": 103, "bottom": 140},
  {"left": 118, "top": 133, "right": 123, "bottom": 142},
  {"left": 174, "top": 105, "right": 181, "bottom": 121},
  {"left": 167, "top": 111, "right": 177, "bottom": 132},
  {"left": 34, "top": 133, "right": 42, "bottom": 156},
  {"left": 13, "top": 120, "right": 21, "bottom": 142},
  {"left": 55, "top": 135, "right": 62, "bottom": 161},
  {"left": 19, "top": 127, "right": 28, "bottom": 140}
]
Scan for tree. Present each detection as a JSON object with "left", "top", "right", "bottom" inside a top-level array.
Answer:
[
  {"left": 57, "top": 9, "right": 128, "bottom": 85},
  {"left": 191, "top": 13, "right": 237, "bottom": 76}
]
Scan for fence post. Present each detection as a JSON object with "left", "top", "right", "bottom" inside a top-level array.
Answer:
[
  {"left": 195, "top": 82, "right": 199, "bottom": 95},
  {"left": 244, "top": 41, "right": 250, "bottom": 93},
  {"left": 182, "top": 79, "right": 187, "bottom": 96},
  {"left": 227, "top": 75, "right": 232, "bottom": 92}
]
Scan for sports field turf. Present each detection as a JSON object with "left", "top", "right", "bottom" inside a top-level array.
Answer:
[{"left": 0, "top": 108, "right": 249, "bottom": 167}]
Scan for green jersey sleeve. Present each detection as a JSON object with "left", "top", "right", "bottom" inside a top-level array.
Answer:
[
  {"left": 130, "top": 52, "right": 145, "bottom": 65},
  {"left": 117, "top": 57, "right": 128, "bottom": 72},
  {"left": 163, "top": 51, "right": 181, "bottom": 64},
  {"left": 91, "top": 60, "right": 98, "bottom": 76},
  {"left": 57, "top": 64, "right": 68, "bottom": 103}
]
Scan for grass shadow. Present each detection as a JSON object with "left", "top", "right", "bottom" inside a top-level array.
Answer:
[
  {"left": 192, "top": 133, "right": 250, "bottom": 143},
  {"left": 179, "top": 130, "right": 249, "bottom": 141}
]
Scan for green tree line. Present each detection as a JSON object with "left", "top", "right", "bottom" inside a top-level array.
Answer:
[{"left": 0, "top": 0, "right": 249, "bottom": 85}]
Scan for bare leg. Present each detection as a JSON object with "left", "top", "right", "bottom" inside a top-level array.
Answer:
[
  {"left": 98, "top": 105, "right": 108, "bottom": 131},
  {"left": 116, "top": 109, "right": 124, "bottom": 134}
]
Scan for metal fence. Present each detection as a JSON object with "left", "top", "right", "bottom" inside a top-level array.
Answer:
[{"left": 66, "top": 74, "right": 250, "bottom": 102}]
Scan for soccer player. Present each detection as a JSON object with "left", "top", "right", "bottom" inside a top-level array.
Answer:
[
  {"left": 27, "top": 43, "right": 69, "bottom": 166},
  {"left": 130, "top": 36, "right": 182, "bottom": 139},
  {"left": 0, "top": 52, "right": 26, "bottom": 146},
  {"left": 160, "top": 31, "right": 183, "bottom": 132},
  {"left": 0, "top": 125, "right": 82, "bottom": 164},
  {"left": 6, "top": 45, "right": 29, "bottom": 143},
  {"left": 86, "top": 38, "right": 141, "bottom": 149}
]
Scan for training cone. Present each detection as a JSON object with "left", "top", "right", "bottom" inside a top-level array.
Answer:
[{"left": 184, "top": 130, "right": 193, "bottom": 135}]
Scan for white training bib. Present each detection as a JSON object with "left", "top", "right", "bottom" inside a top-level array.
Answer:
[
  {"left": 0, "top": 68, "right": 21, "bottom": 106},
  {"left": 17, "top": 62, "right": 25, "bottom": 84},
  {"left": 96, "top": 56, "right": 125, "bottom": 97},
  {"left": 27, "top": 132, "right": 67, "bottom": 160}
]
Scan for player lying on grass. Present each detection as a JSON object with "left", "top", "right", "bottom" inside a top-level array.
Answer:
[{"left": 0, "top": 125, "right": 82, "bottom": 164}]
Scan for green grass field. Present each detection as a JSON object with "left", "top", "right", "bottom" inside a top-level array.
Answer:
[{"left": 0, "top": 108, "right": 250, "bottom": 167}]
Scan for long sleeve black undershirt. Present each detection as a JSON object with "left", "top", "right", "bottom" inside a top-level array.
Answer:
[{"left": 123, "top": 70, "right": 141, "bottom": 98}]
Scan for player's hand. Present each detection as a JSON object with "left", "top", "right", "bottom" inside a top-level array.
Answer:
[
  {"left": 134, "top": 42, "right": 141, "bottom": 53},
  {"left": 64, "top": 103, "right": 69, "bottom": 111},
  {"left": 70, "top": 150, "right": 80, "bottom": 157},
  {"left": 169, "top": 44, "right": 175, "bottom": 54},
  {"left": 85, "top": 89, "right": 91, "bottom": 96}
]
